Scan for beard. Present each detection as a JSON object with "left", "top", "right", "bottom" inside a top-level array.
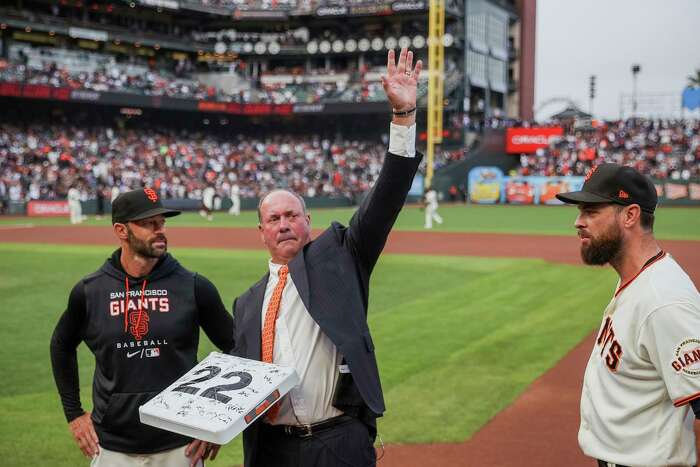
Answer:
[
  {"left": 126, "top": 226, "right": 167, "bottom": 258},
  {"left": 580, "top": 223, "right": 623, "bottom": 265}
]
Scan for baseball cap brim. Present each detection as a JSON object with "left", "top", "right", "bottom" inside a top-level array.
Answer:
[
  {"left": 119, "top": 207, "right": 181, "bottom": 223},
  {"left": 555, "top": 191, "right": 616, "bottom": 205}
]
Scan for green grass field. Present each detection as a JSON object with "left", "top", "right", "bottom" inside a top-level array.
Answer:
[
  {"left": 2, "top": 204, "right": 698, "bottom": 240},
  {"left": 0, "top": 241, "right": 616, "bottom": 466}
]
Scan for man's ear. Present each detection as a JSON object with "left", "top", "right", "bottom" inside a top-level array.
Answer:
[
  {"left": 258, "top": 223, "right": 266, "bottom": 245},
  {"left": 622, "top": 204, "right": 642, "bottom": 229},
  {"left": 114, "top": 223, "right": 128, "bottom": 241}
]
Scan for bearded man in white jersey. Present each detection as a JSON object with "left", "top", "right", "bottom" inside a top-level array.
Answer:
[{"left": 556, "top": 163, "right": 700, "bottom": 467}]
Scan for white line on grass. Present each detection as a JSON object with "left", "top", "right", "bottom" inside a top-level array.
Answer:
[{"left": 0, "top": 223, "right": 36, "bottom": 230}]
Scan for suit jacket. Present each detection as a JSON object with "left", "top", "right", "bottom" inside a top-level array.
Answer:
[{"left": 232, "top": 151, "right": 422, "bottom": 467}]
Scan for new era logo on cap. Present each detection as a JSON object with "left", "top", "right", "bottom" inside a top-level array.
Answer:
[
  {"left": 556, "top": 163, "right": 657, "bottom": 213},
  {"left": 111, "top": 188, "right": 181, "bottom": 224}
]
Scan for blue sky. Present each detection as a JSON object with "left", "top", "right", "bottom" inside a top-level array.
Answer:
[{"left": 535, "top": 0, "right": 700, "bottom": 120}]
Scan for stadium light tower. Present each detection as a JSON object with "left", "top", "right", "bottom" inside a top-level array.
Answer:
[
  {"left": 589, "top": 75, "right": 596, "bottom": 116},
  {"left": 631, "top": 64, "right": 641, "bottom": 116}
]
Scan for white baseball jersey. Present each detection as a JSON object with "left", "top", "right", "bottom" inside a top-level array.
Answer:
[
  {"left": 425, "top": 190, "right": 438, "bottom": 209},
  {"left": 202, "top": 187, "right": 216, "bottom": 210},
  {"left": 579, "top": 252, "right": 700, "bottom": 466},
  {"left": 67, "top": 187, "right": 81, "bottom": 203}
]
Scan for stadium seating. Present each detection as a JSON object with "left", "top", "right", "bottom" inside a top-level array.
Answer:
[{"left": 516, "top": 119, "right": 700, "bottom": 180}]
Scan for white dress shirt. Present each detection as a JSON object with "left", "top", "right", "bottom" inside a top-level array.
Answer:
[
  {"left": 262, "top": 261, "right": 343, "bottom": 426},
  {"left": 388, "top": 123, "right": 417, "bottom": 158}
]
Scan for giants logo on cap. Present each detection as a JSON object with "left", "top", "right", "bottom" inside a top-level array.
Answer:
[
  {"left": 144, "top": 188, "right": 158, "bottom": 203},
  {"left": 585, "top": 165, "right": 599, "bottom": 182}
]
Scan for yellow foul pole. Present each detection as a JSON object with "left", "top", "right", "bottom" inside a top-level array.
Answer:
[{"left": 426, "top": 0, "right": 445, "bottom": 188}]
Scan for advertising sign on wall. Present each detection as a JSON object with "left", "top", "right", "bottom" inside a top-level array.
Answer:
[
  {"left": 468, "top": 167, "right": 504, "bottom": 204},
  {"left": 500, "top": 176, "right": 585, "bottom": 205},
  {"left": 468, "top": 168, "right": 700, "bottom": 207},
  {"left": 27, "top": 200, "right": 70, "bottom": 217},
  {"left": 505, "top": 127, "right": 564, "bottom": 154}
]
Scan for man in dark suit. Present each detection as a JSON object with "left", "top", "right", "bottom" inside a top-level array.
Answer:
[{"left": 231, "top": 47, "right": 423, "bottom": 467}]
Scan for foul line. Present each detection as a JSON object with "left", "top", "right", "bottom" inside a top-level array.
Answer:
[{"left": 0, "top": 223, "right": 36, "bottom": 230}]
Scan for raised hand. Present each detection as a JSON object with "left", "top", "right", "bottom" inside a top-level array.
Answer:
[{"left": 381, "top": 47, "right": 423, "bottom": 112}]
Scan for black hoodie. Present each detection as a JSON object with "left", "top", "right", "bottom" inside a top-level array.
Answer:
[{"left": 50, "top": 249, "right": 234, "bottom": 454}]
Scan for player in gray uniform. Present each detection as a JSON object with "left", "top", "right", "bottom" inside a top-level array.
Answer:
[{"left": 557, "top": 163, "right": 700, "bottom": 467}]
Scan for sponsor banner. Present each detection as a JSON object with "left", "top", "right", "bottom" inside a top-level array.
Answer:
[
  {"left": 68, "top": 27, "right": 109, "bottom": 42},
  {"left": 0, "top": 82, "right": 71, "bottom": 101},
  {"left": 467, "top": 169, "right": 586, "bottom": 205},
  {"left": 315, "top": 2, "right": 393, "bottom": 17},
  {"left": 0, "top": 82, "right": 21, "bottom": 97},
  {"left": 501, "top": 176, "right": 584, "bottom": 205},
  {"left": 27, "top": 200, "right": 70, "bottom": 217},
  {"left": 315, "top": 5, "right": 348, "bottom": 16},
  {"left": 664, "top": 182, "right": 689, "bottom": 200},
  {"left": 232, "top": 9, "right": 288, "bottom": 19},
  {"left": 139, "top": 0, "right": 180, "bottom": 9},
  {"left": 468, "top": 167, "right": 504, "bottom": 204},
  {"left": 505, "top": 127, "right": 564, "bottom": 154},
  {"left": 504, "top": 178, "right": 535, "bottom": 204},
  {"left": 392, "top": 1, "right": 427, "bottom": 12},
  {"left": 652, "top": 179, "right": 700, "bottom": 205},
  {"left": 469, "top": 171, "right": 700, "bottom": 206},
  {"left": 292, "top": 104, "right": 325, "bottom": 114},
  {"left": 197, "top": 101, "right": 293, "bottom": 115},
  {"left": 0, "top": 79, "right": 387, "bottom": 115},
  {"left": 689, "top": 182, "right": 700, "bottom": 201},
  {"left": 71, "top": 90, "right": 101, "bottom": 101}
]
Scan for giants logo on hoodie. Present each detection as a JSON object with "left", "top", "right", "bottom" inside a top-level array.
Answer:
[{"left": 109, "top": 290, "right": 170, "bottom": 340}]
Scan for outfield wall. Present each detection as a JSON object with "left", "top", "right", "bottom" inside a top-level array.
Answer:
[{"left": 468, "top": 167, "right": 700, "bottom": 207}]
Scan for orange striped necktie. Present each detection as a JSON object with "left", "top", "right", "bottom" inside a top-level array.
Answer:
[{"left": 261, "top": 264, "right": 289, "bottom": 422}]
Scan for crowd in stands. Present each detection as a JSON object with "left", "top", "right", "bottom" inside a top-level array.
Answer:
[
  {"left": 0, "top": 124, "right": 460, "bottom": 204},
  {"left": 517, "top": 119, "right": 700, "bottom": 181},
  {"left": 180, "top": 0, "right": 440, "bottom": 12},
  {"left": 0, "top": 60, "right": 216, "bottom": 100},
  {"left": 0, "top": 50, "right": 392, "bottom": 104}
]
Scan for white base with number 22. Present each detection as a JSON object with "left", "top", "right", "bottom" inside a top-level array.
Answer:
[{"left": 139, "top": 352, "right": 299, "bottom": 444}]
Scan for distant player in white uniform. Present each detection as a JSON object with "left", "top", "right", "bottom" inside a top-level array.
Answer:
[
  {"left": 110, "top": 185, "right": 121, "bottom": 203},
  {"left": 423, "top": 186, "right": 443, "bottom": 229},
  {"left": 67, "top": 184, "right": 83, "bottom": 225},
  {"left": 228, "top": 183, "right": 241, "bottom": 216},
  {"left": 557, "top": 163, "right": 700, "bottom": 467},
  {"left": 200, "top": 185, "right": 216, "bottom": 221}
]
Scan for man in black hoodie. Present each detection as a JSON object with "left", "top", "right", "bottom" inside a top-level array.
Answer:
[{"left": 50, "top": 188, "right": 234, "bottom": 466}]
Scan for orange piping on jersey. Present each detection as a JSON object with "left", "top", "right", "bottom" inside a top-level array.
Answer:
[
  {"left": 673, "top": 391, "right": 700, "bottom": 407},
  {"left": 614, "top": 251, "right": 666, "bottom": 298}
]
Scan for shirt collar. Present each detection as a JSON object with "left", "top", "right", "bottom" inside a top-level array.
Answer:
[{"left": 268, "top": 259, "right": 287, "bottom": 278}]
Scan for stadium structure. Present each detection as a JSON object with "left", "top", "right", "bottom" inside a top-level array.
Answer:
[{"left": 0, "top": 0, "right": 697, "bottom": 216}]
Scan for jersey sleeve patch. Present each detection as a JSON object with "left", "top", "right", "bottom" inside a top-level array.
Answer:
[{"left": 670, "top": 338, "right": 700, "bottom": 377}]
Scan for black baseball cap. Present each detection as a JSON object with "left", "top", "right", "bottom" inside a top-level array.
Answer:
[
  {"left": 556, "top": 163, "right": 657, "bottom": 213},
  {"left": 111, "top": 188, "right": 181, "bottom": 224}
]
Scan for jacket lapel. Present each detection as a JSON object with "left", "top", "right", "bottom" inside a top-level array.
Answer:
[
  {"left": 288, "top": 252, "right": 311, "bottom": 314},
  {"left": 242, "top": 273, "right": 268, "bottom": 360}
]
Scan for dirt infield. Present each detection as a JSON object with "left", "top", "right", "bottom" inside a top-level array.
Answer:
[
  {"left": 2, "top": 225, "right": 699, "bottom": 281},
  {"left": 3, "top": 225, "right": 699, "bottom": 466}
]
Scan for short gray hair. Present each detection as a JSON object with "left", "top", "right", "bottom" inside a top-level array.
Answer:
[{"left": 257, "top": 189, "right": 307, "bottom": 222}]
